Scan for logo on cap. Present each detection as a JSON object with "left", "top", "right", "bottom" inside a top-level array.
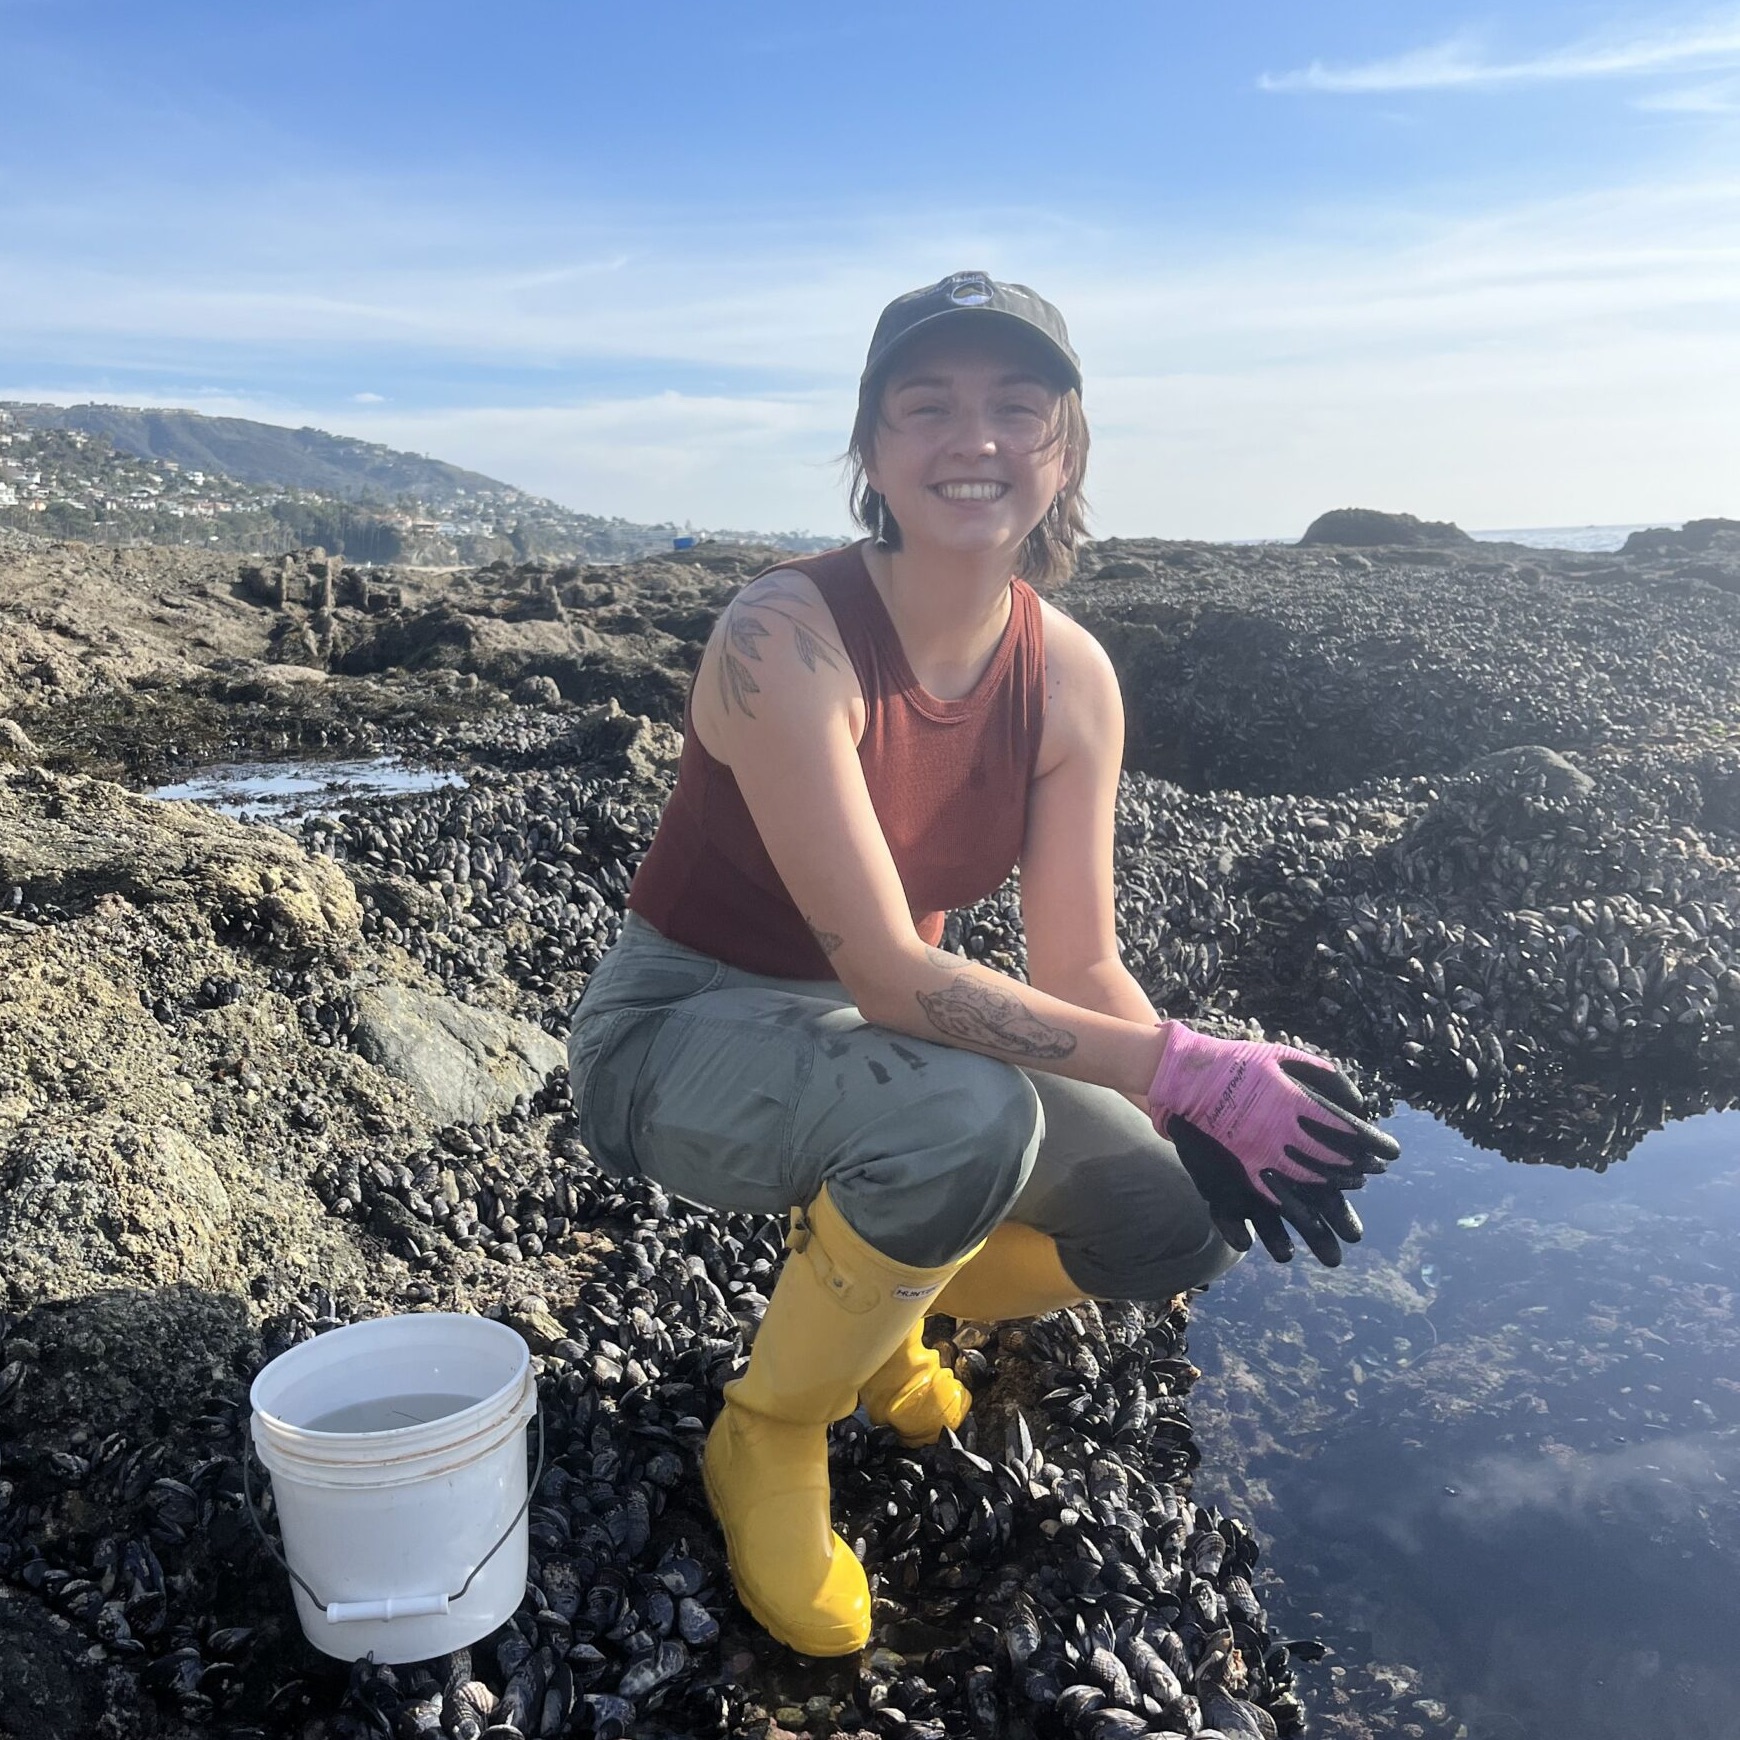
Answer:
[{"left": 946, "top": 272, "right": 994, "bottom": 306}]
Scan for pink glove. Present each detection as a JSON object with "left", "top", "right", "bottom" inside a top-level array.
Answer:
[{"left": 1147, "top": 1023, "right": 1396, "bottom": 1207}]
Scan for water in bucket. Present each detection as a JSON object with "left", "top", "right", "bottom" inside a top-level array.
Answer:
[{"left": 304, "top": 1393, "right": 480, "bottom": 1434}]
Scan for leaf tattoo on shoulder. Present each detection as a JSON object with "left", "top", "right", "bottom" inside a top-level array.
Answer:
[
  {"left": 749, "top": 577, "right": 814, "bottom": 609},
  {"left": 719, "top": 645, "right": 762, "bottom": 717},
  {"left": 714, "top": 588, "right": 846, "bottom": 718},
  {"left": 717, "top": 600, "right": 767, "bottom": 717},
  {"left": 791, "top": 619, "right": 840, "bottom": 674},
  {"left": 727, "top": 610, "right": 770, "bottom": 661},
  {"left": 916, "top": 972, "right": 1077, "bottom": 1060}
]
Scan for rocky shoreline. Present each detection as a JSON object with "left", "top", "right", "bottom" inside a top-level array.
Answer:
[{"left": 2, "top": 525, "right": 1737, "bottom": 1739}]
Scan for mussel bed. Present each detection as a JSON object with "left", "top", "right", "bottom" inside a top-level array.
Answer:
[{"left": 4, "top": 532, "right": 1739, "bottom": 1738}]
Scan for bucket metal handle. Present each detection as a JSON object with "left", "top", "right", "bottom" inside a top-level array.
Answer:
[{"left": 241, "top": 1404, "right": 544, "bottom": 1625}]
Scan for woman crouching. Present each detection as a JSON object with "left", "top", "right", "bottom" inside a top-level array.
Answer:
[{"left": 567, "top": 271, "right": 1396, "bottom": 1656}]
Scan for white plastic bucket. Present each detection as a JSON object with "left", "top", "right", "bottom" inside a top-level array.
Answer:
[{"left": 248, "top": 1313, "right": 539, "bottom": 1663}]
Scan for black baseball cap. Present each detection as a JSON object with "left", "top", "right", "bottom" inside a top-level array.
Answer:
[{"left": 862, "top": 270, "right": 1082, "bottom": 393}]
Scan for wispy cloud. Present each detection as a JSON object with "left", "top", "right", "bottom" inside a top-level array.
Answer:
[
  {"left": 1637, "top": 76, "right": 1740, "bottom": 110},
  {"left": 5, "top": 174, "right": 1737, "bottom": 538},
  {"left": 1261, "top": 16, "right": 1740, "bottom": 94},
  {"left": 346, "top": 394, "right": 851, "bottom": 535},
  {"left": 0, "top": 177, "right": 1051, "bottom": 378}
]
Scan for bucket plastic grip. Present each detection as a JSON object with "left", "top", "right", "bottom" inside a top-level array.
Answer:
[
  {"left": 241, "top": 1403, "right": 545, "bottom": 1621},
  {"left": 325, "top": 1593, "right": 450, "bottom": 1624}
]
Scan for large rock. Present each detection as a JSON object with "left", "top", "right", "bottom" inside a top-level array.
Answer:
[
  {"left": 0, "top": 768, "right": 361, "bottom": 953},
  {"left": 0, "top": 718, "right": 39, "bottom": 764},
  {"left": 1621, "top": 517, "right": 1740, "bottom": 557},
  {"left": 335, "top": 599, "right": 599, "bottom": 684},
  {"left": 1619, "top": 519, "right": 1740, "bottom": 593},
  {"left": 4, "top": 1283, "right": 261, "bottom": 1433},
  {"left": 0, "top": 1120, "right": 234, "bottom": 1301},
  {"left": 464, "top": 613, "right": 602, "bottom": 685},
  {"left": 1054, "top": 537, "right": 1740, "bottom": 794},
  {"left": 1395, "top": 745, "right": 1597, "bottom": 874},
  {"left": 554, "top": 698, "right": 683, "bottom": 782},
  {"left": 0, "top": 542, "right": 289, "bottom": 713},
  {"left": 352, "top": 981, "right": 564, "bottom": 1126},
  {"left": 0, "top": 770, "right": 401, "bottom": 1334},
  {"left": 1299, "top": 508, "right": 1474, "bottom": 549}
]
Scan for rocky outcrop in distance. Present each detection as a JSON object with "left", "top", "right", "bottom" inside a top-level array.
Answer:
[
  {"left": 1297, "top": 507, "right": 1474, "bottom": 548},
  {"left": 1619, "top": 517, "right": 1740, "bottom": 591}
]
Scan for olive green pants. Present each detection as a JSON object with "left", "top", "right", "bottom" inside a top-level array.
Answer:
[{"left": 567, "top": 914, "right": 1238, "bottom": 1299}]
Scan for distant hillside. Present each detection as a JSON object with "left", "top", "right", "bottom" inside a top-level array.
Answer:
[
  {"left": 0, "top": 401, "right": 836, "bottom": 564},
  {"left": 11, "top": 403, "right": 501, "bottom": 506}
]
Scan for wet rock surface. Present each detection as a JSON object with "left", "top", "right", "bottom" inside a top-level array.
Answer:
[
  {"left": 0, "top": 540, "right": 771, "bottom": 786},
  {"left": 1060, "top": 537, "right": 1740, "bottom": 794},
  {"left": 0, "top": 528, "right": 1737, "bottom": 1738}
]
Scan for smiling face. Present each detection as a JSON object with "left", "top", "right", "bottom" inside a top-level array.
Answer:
[{"left": 861, "top": 323, "right": 1073, "bottom": 567}]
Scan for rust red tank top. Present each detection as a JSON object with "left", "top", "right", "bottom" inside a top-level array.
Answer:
[{"left": 628, "top": 542, "right": 1047, "bottom": 978}]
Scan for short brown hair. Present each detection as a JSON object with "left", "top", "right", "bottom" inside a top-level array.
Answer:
[{"left": 843, "top": 361, "right": 1091, "bottom": 590}]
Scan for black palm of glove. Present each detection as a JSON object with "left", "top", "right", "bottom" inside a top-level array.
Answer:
[
  {"left": 1172, "top": 1115, "right": 1368, "bottom": 1266},
  {"left": 1168, "top": 1055, "right": 1395, "bottom": 1268}
]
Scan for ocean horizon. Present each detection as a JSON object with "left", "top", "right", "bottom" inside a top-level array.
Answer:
[
  {"left": 1467, "top": 522, "right": 1679, "bottom": 553},
  {"left": 1224, "top": 522, "right": 1682, "bottom": 552}
]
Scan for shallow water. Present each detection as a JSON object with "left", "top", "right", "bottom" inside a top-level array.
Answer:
[
  {"left": 149, "top": 758, "right": 462, "bottom": 824},
  {"left": 1190, "top": 1104, "right": 1740, "bottom": 1740}
]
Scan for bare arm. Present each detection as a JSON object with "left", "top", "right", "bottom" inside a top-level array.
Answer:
[
  {"left": 1041, "top": 955, "right": 1160, "bottom": 1028},
  {"left": 1019, "top": 609, "right": 1159, "bottom": 1022},
  {"left": 1018, "top": 608, "right": 1161, "bottom": 1093},
  {"left": 691, "top": 566, "right": 1167, "bottom": 1096}
]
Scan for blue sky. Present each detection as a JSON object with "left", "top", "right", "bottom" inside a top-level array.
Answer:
[{"left": 3, "top": 1, "right": 1736, "bottom": 537}]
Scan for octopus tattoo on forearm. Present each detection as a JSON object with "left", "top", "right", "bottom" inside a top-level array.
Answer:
[
  {"left": 917, "top": 971, "right": 1078, "bottom": 1060},
  {"left": 717, "top": 582, "right": 846, "bottom": 719}
]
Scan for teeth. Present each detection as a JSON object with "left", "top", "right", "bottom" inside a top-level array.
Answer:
[{"left": 935, "top": 482, "right": 1007, "bottom": 501}]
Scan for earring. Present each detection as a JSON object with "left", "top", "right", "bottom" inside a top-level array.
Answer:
[{"left": 873, "top": 495, "right": 891, "bottom": 548}]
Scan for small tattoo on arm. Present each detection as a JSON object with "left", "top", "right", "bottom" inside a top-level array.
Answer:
[
  {"left": 807, "top": 921, "right": 843, "bottom": 956},
  {"left": 916, "top": 973, "right": 1078, "bottom": 1060}
]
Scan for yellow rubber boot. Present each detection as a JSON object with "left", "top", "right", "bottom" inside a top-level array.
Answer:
[
  {"left": 934, "top": 1219, "right": 1087, "bottom": 1322},
  {"left": 857, "top": 1319, "right": 972, "bottom": 1448},
  {"left": 859, "top": 1222, "right": 1087, "bottom": 1445},
  {"left": 703, "top": 1189, "right": 971, "bottom": 1656}
]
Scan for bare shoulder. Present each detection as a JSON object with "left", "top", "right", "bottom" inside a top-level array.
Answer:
[
  {"left": 1034, "top": 599, "right": 1122, "bottom": 756},
  {"left": 736, "top": 564, "right": 829, "bottom": 611},
  {"left": 1035, "top": 598, "right": 1118, "bottom": 682},
  {"left": 692, "top": 566, "right": 859, "bottom": 753}
]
